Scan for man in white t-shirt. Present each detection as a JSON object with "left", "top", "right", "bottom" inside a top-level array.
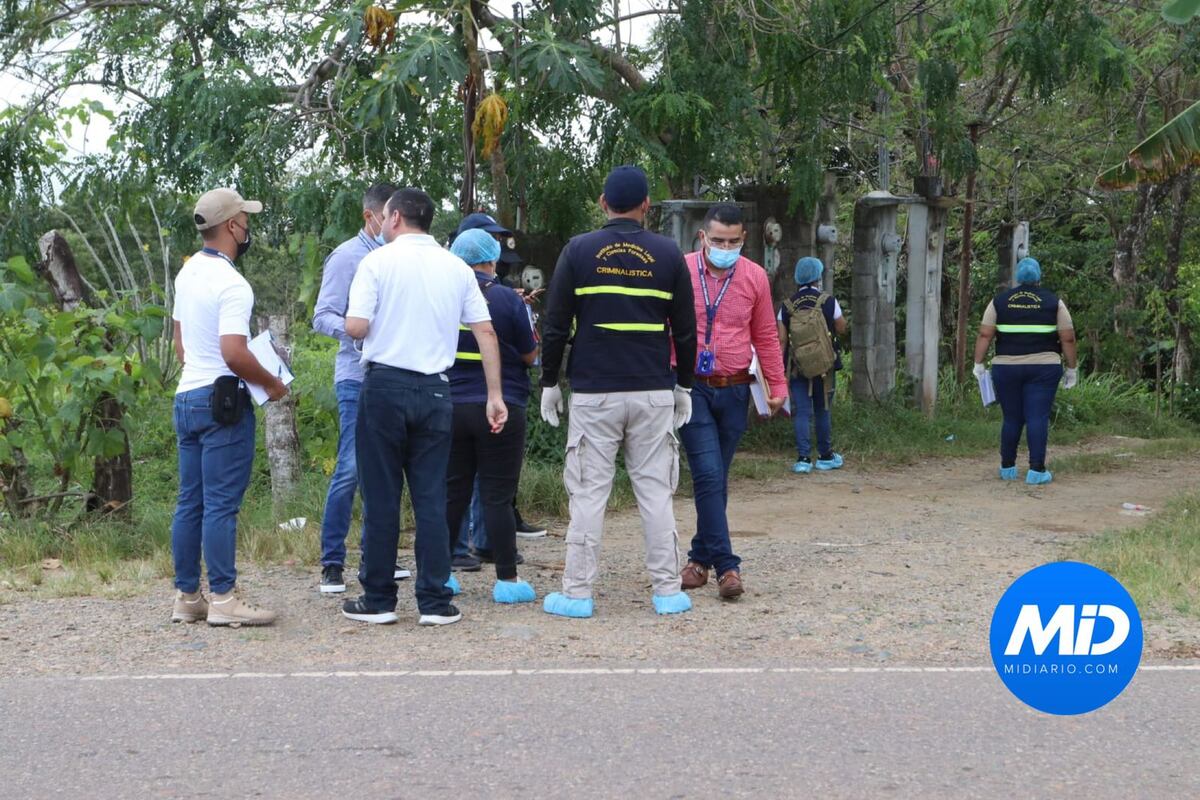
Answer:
[
  {"left": 340, "top": 188, "right": 507, "bottom": 627},
  {"left": 169, "top": 188, "right": 287, "bottom": 628}
]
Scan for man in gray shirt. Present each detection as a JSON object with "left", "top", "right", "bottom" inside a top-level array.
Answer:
[{"left": 312, "top": 183, "right": 410, "bottom": 594}]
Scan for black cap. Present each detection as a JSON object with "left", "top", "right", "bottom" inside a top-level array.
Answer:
[
  {"left": 602, "top": 165, "right": 649, "bottom": 210},
  {"left": 456, "top": 212, "right": 512, "bottom": 237}
]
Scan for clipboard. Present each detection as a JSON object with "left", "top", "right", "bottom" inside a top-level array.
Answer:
[{"left": 246, "top": 330, "right": 295, "bottom": 406}]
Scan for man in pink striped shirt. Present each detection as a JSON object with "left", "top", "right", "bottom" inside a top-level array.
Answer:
[{"left": 678, "top": 204, "right": 788, "bottom": 599}]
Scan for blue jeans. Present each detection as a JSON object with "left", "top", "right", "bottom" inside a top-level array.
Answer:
[
  {"left": 789, "top": 373, "right": 835, "bottom": 460},
  {"left": 171, "top": 385, "right": 256, "bottom": 595},
  {"left": 356, "top": 365, "right": 454, "bottom": 614},
  {"left": 320, "top": 379, "right": 362, "bottom": 566},
  {"left": 678, "top": 383, "right": 749, "bottom": 575},
  {"left": 454, "top": 478, "right": 487, "bottom": 558},
  {"left": 991, "top": 363, "right": 1062, "bottom": 471}
]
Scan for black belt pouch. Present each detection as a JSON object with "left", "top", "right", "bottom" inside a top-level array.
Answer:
[{"left": 212, "top": 375, "right": 249, "bottom": 425}]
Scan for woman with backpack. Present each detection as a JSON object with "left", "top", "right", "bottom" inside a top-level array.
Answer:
[
  {"left": 444, "top": 229, "right": 540, "bottom": 603},
  {"left": 777, "top": 256, "right": 846, "bottom": 474},
  {"left": 972, "top": 257, "right": 1078, "bottom": 485}
]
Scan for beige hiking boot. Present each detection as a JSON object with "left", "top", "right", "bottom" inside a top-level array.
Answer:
[
  {"left": 171, "top": 590, "right": 209, "bottom": 623},
  {"left": 206, "top": 590, "right": 277, "bottom": 627}
]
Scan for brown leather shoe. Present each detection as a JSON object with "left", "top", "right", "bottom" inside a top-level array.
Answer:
[
  {"left": 680, "top": 561, "right": 709, "bottom": 590},
  {"left": 717, "top": 570, "right": 744, "bottom": 599}
]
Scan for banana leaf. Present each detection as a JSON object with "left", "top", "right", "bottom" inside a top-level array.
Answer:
[
  {"left": 1097, "top": 98, "right": 1200, "bottom": 189},
  {"left": 1162, "top": 0, "right": 1200, "bottom": 24}
]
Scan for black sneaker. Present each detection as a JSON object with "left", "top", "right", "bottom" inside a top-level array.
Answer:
[
  {"left": 320, "top": 565, "right": 346, "bottom": 594},
  {"left": 418, "top": 604, "right": 463, "bottom": 626},
  {"left": 342, "top": 597, "right": 398, "bottom": 624},
  {"left": 515, "top": 520, "right": 548, "bottom": 539},
  {"left": 473, "top": 549, "right": 524, "bottom": 565},
  {"left": 452, "top": 552, "right": 482, "bottom": 572},
  {"left": 354, "top": 566, "right": 412, "bottom": 583}
]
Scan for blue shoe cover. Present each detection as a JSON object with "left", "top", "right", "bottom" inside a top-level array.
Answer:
[
  {"left": 999, "top": 466, "right": 1018, "bottom": 481},
  {"left": 543, "top": 592, "right": 593, "bottom": 618},
  {"left": 494, "top": 579, "right": 536, "bottom": 604},
  {"left": 653, "top": 592, "right": 692, "bottom": 615},
  {"left": 792, "top": 460, "right": 813, "bottom": 474},
  {"left": 1026, "top": 469, "right": 1053, "bottom": 485},
  {"left": 445, "top": 574, "right": 461, "bottom": 595},
  {"left": 815, "top": 453, "right": 843, "bottom": 470}
]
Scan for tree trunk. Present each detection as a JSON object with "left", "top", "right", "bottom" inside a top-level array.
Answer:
[
  {"left": 1111, "top": 183, "right": 1169, "bottom": 378},
  {"left": 954, "top": 125, "right": 979, "bottom": 384},
  {"left": 458, "top": 3, "right": 483, "bottom": 216},
  {"left": 490, "top": 141, "right": 516, "bottom": 230},
  {"left": 86, "top": 394, "right": 133, "bottom": 514},
  {"left": 258, "top": 314, "right": 302, "bottom": 507},
  {"left": 37, "top": 231, "right": 133, "bottom": 516},
  {"left": 1163, "top": 171, "right": 1194, "bottom": 384},
  {"left": 0, "top": 414, "right": 32, "bottom": 517}
]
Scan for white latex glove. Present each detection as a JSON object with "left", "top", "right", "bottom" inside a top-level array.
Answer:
[
  {"left": 673, "top": 385, "right": 693, "bottom": 429},
  {"left": 1063, "top": 367, "right": 1078, "bottom": 390},
  {"left": 540, "top": 384, "right": 564, "bottom": 427},
  {"left": 972, "top": 362, "right": 986, "bottom": 380}
]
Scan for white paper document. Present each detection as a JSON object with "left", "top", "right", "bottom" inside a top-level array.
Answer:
[
  {"left": 246, "top": 331, "right": 295, "bottom": 406},
  {"left": 977, "top": 368, "right": 997, "bottom": 407}
]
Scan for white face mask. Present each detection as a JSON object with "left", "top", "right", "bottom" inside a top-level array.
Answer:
[{"left": 522, "top": 266, "right": 545, "bottom": 292}]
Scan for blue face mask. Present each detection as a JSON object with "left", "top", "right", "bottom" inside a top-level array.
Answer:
[
  {"left": 707, "top": 246, "right": 741, "bottom": 270},
  {"left": 370, "top": 214, "right": 387, "bottom": 246}
]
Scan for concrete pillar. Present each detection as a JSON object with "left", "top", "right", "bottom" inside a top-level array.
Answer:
[
  {"left": 735, "top": 184, "right": 819, "bottom": 305},
  {"left": 653, "top": 200, "right": 758, "bottom": 264},
  {"left": 997, "top": 221, "right": 1031, "bottom": 290},
  {"left": 904, "top": 202, "right": 949, "bottom": 415},
  {"left": 851, "top": 191, "right": 901, "bottom": 401},
  {"left": 817, "top": 173, "right": 838, "bottom": 294}
]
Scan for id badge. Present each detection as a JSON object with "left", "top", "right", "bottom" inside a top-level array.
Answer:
[{"left": 697, "top": 349, "right": 715, "bottom": 376}]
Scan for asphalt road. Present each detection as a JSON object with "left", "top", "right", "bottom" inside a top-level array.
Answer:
[{"left": 1, "top": 666, "right": 1196, "bottom": 799}]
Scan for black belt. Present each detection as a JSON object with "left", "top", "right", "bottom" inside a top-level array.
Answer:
[{"left": 366, "top": 362, "right": 428, "bottom": 377}]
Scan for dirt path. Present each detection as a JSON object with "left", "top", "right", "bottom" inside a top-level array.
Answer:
[{"left": 2, "top": 437, "right": 1197, "bottom": 676}]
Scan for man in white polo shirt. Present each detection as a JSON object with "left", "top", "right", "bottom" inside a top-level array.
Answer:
[
  {"left": 341, "top": 188, "right": 507, "bottom": 627},
  {"left": 170, "top": 188, "right": 288, "bottom": 627}
]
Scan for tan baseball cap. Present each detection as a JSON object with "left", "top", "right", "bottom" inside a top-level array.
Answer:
[{"left": 193, "top": 187, "right": 263, "bottom": 231}]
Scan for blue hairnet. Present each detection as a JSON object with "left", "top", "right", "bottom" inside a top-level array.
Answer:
[
  {"left": 794, "top": 256, "right": 824, "bottom": 286},
  {"left": 450, "top": 228, "right": 501, "bottom": 266},
  {"left": 1016, "top": 257, "right": 1042, "bottom": 285}
]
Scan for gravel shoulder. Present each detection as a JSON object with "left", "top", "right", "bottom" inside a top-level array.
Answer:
[{"left": 2, "top": 436, "right": 1197, "bottom": 676}]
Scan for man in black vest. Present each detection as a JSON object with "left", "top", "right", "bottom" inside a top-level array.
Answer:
[
  {"left": 538, "top": 165, "right": 698, "bottom": 618},
  {"left": 973, "top": 257, "right": 1078, "bottom": 484}
]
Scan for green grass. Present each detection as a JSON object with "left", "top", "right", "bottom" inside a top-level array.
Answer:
[
  {"left": 740, "top": 370, "right": 1195, "bottom": 465},
  {"left": 1080, "top": 492, "right": 1200, "bottom": 619},
  {"left": 1047, "top": 437, "right": 1199, "bottom": 476}
]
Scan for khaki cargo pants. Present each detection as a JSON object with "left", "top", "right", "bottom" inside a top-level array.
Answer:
[{"left": 561, "top": 390, "right": 682, "bottom": 599}]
